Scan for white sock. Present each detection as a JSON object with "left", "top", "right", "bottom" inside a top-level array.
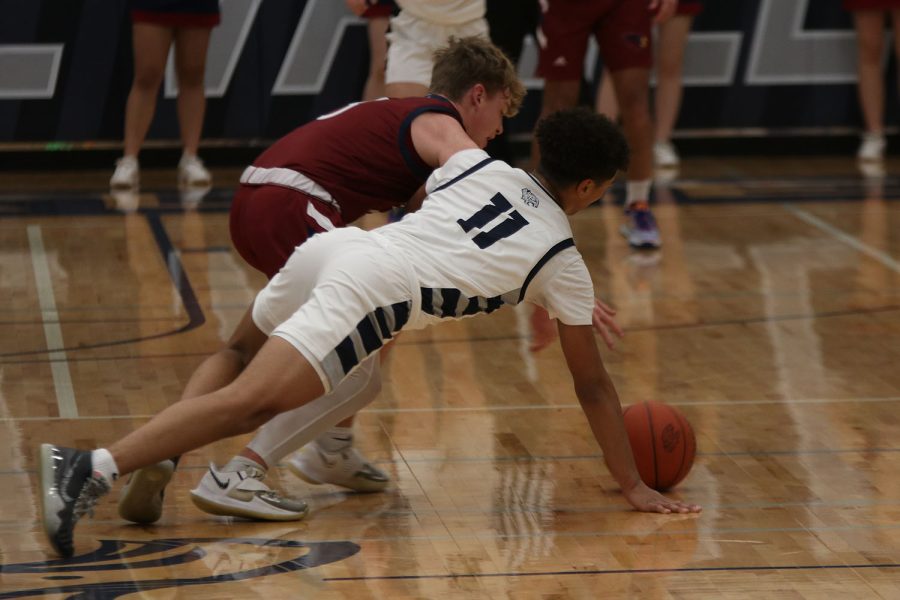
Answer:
[
  {"left": 223, "top": 455, "right": 266, "bottom": 473},
  {"left": 246, "top": 355, "right": 382, "bottom": 466},
  {"left": 316, "top": 427, "right": 354, "bottom": 453},
  {"left": 91, "top": 449, "right": 119, "bottom": 484},
  {"left": 625, "top": 180, "right": 651, "bottom": 208}
]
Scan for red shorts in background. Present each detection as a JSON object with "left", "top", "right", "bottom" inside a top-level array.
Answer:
[
  {"left": 537, "top": 0, "right": 652, "bottom": 80},
  {"left": 230, "top": 184, "right": 344, "bottom": 280},
  {"left": 131, "top": 0, "right": 221, "bottom": 27},
  {"left": 677, "top": 1, "right": 703, "bottom": 17},
  {"left": 362, "top": 0, "right": 397, "bottom": 19}
]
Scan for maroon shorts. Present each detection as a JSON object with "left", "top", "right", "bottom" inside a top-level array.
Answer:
[
  {"left": 843, "top": 0, "right": 900, "bottom": 9},
  {"left": 537, "top": 0, "right": 652, "bottom": 79},
  {"left": 230, "top": 184, "right": 344, "bottom": 279},
  {"left": 677, "top": 1, "right": 703, "bottom": 16},
  {"left": 362, "top": 0, "right": 396, "bottom": 19},
  {"left": 131, "top": 0, "right": 220, "bottom": 27}
]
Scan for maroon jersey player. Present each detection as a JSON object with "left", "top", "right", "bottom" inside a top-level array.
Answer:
[{"left": 233, "top": 95, "right": 469, "bottom": 277}]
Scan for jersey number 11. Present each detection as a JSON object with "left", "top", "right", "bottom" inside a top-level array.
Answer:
[{"left": 457, "top": 193, "right": 529, "bottom": 250}]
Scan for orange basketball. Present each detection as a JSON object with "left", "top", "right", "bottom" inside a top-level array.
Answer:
[{"left": 622, "top": 401, "right": 696, "bottom": 491}]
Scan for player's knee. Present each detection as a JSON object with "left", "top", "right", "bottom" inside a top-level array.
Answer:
[
  {"left": 176, "top": 65, "right": 205, "bottom": 90},
  {"left": 133, "top": 67, "right": 164, "bottom": 91},
  {"left": 858, "top": 35, "right": 884, "bottom": 64},
  {"left": 223, "top": 393, "right": 281, "bottom": 434},
  {"left": 656, "top": 58, "right": 683, "bottom": 80}
]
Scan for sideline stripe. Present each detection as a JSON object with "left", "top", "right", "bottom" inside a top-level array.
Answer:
[
  {"left": 785, "top": 203, "right": 900, "bottom": 273},
  {"left": 323, "top": 561, "right": 900, "bottom": 582},
  {"left": 27, "top": 225, "right": 77, "bottom": 418},
  {"left": 1, "top": 395, "right": 899, "bottom": 422}
]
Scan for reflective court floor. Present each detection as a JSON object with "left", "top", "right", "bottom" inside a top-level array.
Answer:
[{"left": 0, "top": 157, "right": 898, "bottom": 599}]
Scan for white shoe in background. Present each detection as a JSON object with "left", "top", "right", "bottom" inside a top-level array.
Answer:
[
  {"left": 110, "top": 156, "right": 139, "bottom": 189},
  {"left": 653, "top": 141, "right": 680, "bottom": 168},
  {"left": 288, "top": 444, "right": 389, "bottom": 492},
  {"left": 178, "top": 154, "right": 212, "bottom": 187},
  {"left": 857, "top": 132, "right": 885, "bottom": 162}
]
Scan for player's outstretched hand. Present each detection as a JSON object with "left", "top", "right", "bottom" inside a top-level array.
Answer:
[
  {"left": 623, "top": 482, "right": 702, "bottom": 514},
  {"left": 592, "top": 298, "right": 624, "bottom": 350}
]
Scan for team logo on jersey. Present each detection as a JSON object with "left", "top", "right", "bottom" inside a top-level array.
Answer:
[
  {"left": 0, "top": 537, "right": 360, "bottom": 598},
  {"left": 521, "top": 188, "right": 540, "bottom": 208},
  {"left": 624, "top": 33, "right": 650, "bottom": 50}
]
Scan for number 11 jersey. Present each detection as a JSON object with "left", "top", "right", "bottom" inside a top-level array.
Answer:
[{"left": 374, "top": 149, "right": 596, "bottom": 330}]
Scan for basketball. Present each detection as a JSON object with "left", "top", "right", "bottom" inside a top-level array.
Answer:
[{"left": 622, "top": 401, "right": 696, "bottom": 491}]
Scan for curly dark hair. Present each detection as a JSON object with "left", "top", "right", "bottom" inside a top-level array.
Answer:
[{"left": 535, "top": 107, "right": 630, "bottom": 186}]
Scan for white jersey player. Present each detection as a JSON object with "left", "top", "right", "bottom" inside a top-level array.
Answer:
[{"left": 39, "top": 108, "right": 701, "bottom": 559}]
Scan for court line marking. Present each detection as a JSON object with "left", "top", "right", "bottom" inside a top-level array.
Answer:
[
  {"left": 2, "top": 517, "right": 898, "bottom": 540},
  {"left": 1, "top": 394, "right": 898, "bottom": 421},
  {"left": 27, "top": 225, "right": 77, "bottom": 418},
  {"left": 0, "top": 213, "right": 205, "bottom": 359},
  {"left": 785, "top": 203, "right": 900, "bottom": 273},
  {"left": 322, "top": 561, "right": 900, "bottom": 582}
]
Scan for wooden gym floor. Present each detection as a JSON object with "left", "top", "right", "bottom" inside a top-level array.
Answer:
[{"left": 0, "top": 157, "right": 898, "bottom": 599}]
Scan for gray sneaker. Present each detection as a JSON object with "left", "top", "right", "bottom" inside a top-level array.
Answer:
[{"left": 39, "top": 444, "right": 111, "bottom": 558}]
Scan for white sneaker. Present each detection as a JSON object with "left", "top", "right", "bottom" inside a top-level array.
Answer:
[
  {"left": 118, "top": 459, "right": 175, "bottom": 524},
  {"left": 653, "top": 141, "right": 680, "bottom": 168},
  {"left": 111, "top": 190, "right": 140, "bottom": 213},
  {"left": 857, "top": 132, "right": 885, "bottom": 162},
  {"left": 110, "top": 156, "right": 139, "bottom": 189},
  {"left": 190, "top": 462, "right": 309, "bottom": 521},
  {"left": 288, "top": 444, "right": 389, "bottom": 492},
  {"left": 178, "top": 154, "right": 211, "bottom": 187}
]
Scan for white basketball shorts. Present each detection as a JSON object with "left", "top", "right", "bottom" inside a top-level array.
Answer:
[
  {"left": 252, "top": 227, "right": 419, "bottom": 393},
  {"left": 385, "top": 11, "right": 490, "bottom": 87}
]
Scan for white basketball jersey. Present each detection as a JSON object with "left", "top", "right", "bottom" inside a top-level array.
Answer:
[{"left": 374, "top": 149, "right": 595, "bottom": 329}]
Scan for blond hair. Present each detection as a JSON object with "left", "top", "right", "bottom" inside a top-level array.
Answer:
[{"left": 430, "top": 36, "right": 526, "bottom": 117}]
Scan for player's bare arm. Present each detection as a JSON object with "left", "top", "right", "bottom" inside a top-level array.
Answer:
[
  {"left": 409, "top": 112, "right": 479, "bottom": 168},
  {"left": 557, "top": 322, "right": 701, "bottom": 514},
  {"left": 404, "top": 184, "right": 428, "bottom": 213}
]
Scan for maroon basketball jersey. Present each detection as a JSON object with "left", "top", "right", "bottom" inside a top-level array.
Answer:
[{"left": 252, "top": 96, "right": 463, "bottom": 224}]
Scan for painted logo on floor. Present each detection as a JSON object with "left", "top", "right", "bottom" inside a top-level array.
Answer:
[{"left": 0, "top": 537, "right": 360, "bottom": 599}]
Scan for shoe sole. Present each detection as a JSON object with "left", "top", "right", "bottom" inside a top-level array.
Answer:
[
  {"left": 117, "top": 461, "right": 174, "bottom": 524},
  {"left": 619, "top": 225, "right": 661, "bottom": 250},
  {"left": 287, "top": 460, "right": 389, "bottom": 493},
  {"left": 39, "top": 444, "right": 67, "bottom": 555},
  {"left": 189, "top": 490, "right": 309, "bottom": 522}
]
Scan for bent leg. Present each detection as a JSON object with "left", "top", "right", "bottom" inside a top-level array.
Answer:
[
  {"left": 246, "top": 354, "right": 382, "bottom": 466},
  {"left": 109, "top": 336, "right": 325, "bottom": 475}
]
